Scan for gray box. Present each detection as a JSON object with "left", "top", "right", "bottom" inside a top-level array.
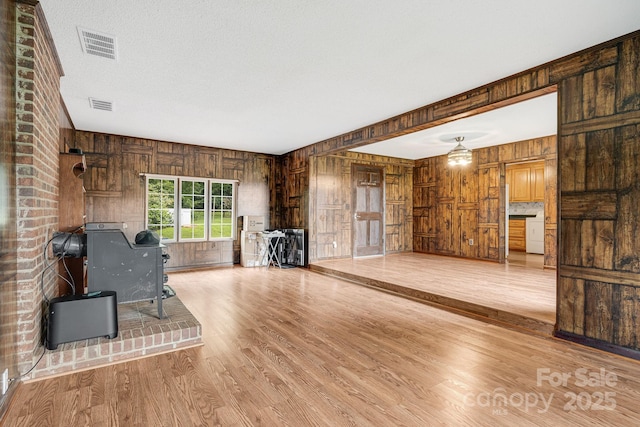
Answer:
[
  {"left": 47, "top": 291, "right": 118, "bottom": 350},
  {"left": 242, "top": 215, "right": 265, "bottom": 232}
]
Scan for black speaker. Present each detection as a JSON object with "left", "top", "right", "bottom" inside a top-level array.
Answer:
[{"left": 46, "top": 291, "right": 118, "bottom": 350}]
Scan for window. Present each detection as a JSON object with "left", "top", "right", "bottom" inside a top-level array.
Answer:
[
  {"left": 146, "top": 177, "right": 176, "bottom": 241},
  {"left": 210, "top": 182, "right": 234, "bottom": 239},
  {"left": 145, "top": 175, "right": 236, "bottom": 242},
  {"left": 180, "top": 179, "right": 206, "bottom": 240}
]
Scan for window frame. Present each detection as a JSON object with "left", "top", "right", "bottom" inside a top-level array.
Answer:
[
  {"left": 179, "top": 178, "right": 208, "bottom": 242},
  {"left": 145, "top": 175, "right": 178, "bottom": 242},
  {"left": 209, "top": 180, "right": 235, "bottom": 240},
  {"left": 145, "top": 174, "right": 237, "bottom": 243}
]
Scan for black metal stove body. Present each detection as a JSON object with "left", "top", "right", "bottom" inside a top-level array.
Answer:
[{"left": 84, "top": 222, "right": 168, "bottom": 319}]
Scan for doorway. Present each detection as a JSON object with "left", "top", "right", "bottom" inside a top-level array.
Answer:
[
  {"left": 505, "top": 159, "right": 546, "bottom": 262},
  {"left": 352, "top": 164, "right": 384, "bottom": 257}
]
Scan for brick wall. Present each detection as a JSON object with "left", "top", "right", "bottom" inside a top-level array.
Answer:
[
  {"left": 14, "top": 2, "right": 61, "bottom": 376},
  {"left": 0, "top": 0, "right": 19, "bottom": 412}
]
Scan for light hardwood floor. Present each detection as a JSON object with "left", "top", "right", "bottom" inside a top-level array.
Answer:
[
  {"left": 311, "top": 252, "right": 556, "bottom": 334},
  {"left": 3, "top": 266, "right": 640, "bottom": 426}
]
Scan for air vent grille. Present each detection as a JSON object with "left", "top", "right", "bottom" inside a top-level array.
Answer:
[
  {"left": 78, "top": 27, "right": 118, "bottom": 60},
  {"left": 89, "top": 98, "right": 114, "bottom": 112}
]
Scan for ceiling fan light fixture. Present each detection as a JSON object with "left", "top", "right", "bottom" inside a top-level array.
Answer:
[{"left": 447, "top": 136, "right": 472, "bottom": 166}]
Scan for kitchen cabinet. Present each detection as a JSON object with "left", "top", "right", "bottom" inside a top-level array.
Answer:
[
  {"left": 507, "top": 161, "right": 544, "bottom": 202},
  {"left": 508, "top": 219, "right": 526, "bottom": 251},
  {"left": 532, "top": 164, "right": 545, "bottom": 202},
  {"left": 510, "top": 167, "right": 531, "bottom": 201}
]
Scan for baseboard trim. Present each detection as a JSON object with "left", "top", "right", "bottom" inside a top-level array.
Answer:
[
  {"left": 554, "top": 330, "right": 640, "bottom": 361},
  {"left": 0, "top": 379, "right": 21, "bottom": 423}
]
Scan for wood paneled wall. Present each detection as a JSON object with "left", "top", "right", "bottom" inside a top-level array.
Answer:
[
  {"left": 556, "top": 36, "right": 640, "bottom": 354},
  {"left": 309, "top": 152, "right": 412, "bottom": 261},
  {"left": 413, "top": 136, "right": 557, "bottom": 266},
  {"left": 279, "top": 147, "right": 311, "bottom": 230},
  {"left": 75, "top": 131, "right": 278, "bottom": 270},
  {"left": 281, "top": 31, "right": 640, "bottom": 356}
]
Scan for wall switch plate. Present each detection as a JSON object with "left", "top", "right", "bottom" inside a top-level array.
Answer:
[
  {"left": 2, "top": 368, "right": 8, "bottom": 394},
  {"left": 469, "top": 239, "right": 474, "bottom": 246}
]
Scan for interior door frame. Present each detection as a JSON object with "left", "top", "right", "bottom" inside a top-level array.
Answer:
[
  {"left": 504, "top": 158, "right": 548, "bottom": 260},
  {"left": 351, "top": 163, "right": 385, "bottom": 258}
]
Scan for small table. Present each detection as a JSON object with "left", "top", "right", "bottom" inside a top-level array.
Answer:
[{"left": 261, "top": 231, "right": 286, "bottom": 269}]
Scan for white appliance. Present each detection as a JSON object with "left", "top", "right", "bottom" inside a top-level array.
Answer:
[
  {"left": 240, "top": 215, "right": 267, "bottom": 267},
  {"left": 240, "top": 230, "right": 267, "bottom": 267},
  {"left": 526, "top": 212, "right": 544, "bottom": 254}
]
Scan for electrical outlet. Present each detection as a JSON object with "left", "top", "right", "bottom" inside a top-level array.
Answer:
[
  {"left": 468, "top": 239, "right": 474, "bottom": 246},
  {"left": 2, "top": 368, "right": 8, "bottom": 395}
]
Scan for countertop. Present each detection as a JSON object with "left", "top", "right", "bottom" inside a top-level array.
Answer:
[{"left": 509, "top": 215, "right": 537, "bottom": 219}]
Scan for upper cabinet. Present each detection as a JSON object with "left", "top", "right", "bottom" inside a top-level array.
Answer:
[
  {"left": 507, "top": 161, "right": 544, "bottom": 202},
  {"left": 510, "top": 167, "right": 531, "bottom": 201},
  {"left": 531, "top": 163, "right": 545, "bottom": 202}
]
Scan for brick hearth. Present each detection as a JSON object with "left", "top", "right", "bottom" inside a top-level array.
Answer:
[{"left": 27, "top": 296, "right": 201, "bottom": 380}]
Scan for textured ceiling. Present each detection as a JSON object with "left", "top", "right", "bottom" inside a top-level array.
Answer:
[
  {"left": 350, "top": 92, "right": 558, "bottom": 160},
  {"left": 40, "top": 1, "right": 640, "bottom": 156}
]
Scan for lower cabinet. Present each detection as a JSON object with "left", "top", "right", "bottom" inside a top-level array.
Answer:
[{"left": 509, "top": 219, "right": 526, "bottom": 251}]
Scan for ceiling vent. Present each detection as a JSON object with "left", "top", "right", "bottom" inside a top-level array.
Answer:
[
  {"left": 78, "top": 27, "right": 118, "bottom": 60},
  {"left": 89, "top": 98, "right": 114, "bottom": 112}
]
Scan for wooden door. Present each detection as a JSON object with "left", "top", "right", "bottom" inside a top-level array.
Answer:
[{"left": 352, "top": 164, "right": 384, "bottom": 257}]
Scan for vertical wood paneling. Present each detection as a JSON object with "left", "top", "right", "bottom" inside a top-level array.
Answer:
[
  {"left": 613, "top": 285, "right": 640, "bottom": 348},
  {"left": 315, "top": 155, "right": 344, "bottom": 257},
  {"left": 544, "top": 158, "right": 557, "bottom": 221},
  {"left": 614, "top": 124, "right": 640, "bottom": 272},
  {"left": 584, "top": 281, "right": 613, "bottom": 342},
  {"left": 307, "top": 152, "right": 412, "bottom": 260},
  {"left": 544, "top": 226, "right": 557, "bottom": 267},
  {"left": 542, "top": 156, "right": 558, "bottom": 268},
  {"left": 413, "top": 136, "right": 557, "bottom": 264},
  {"left": 557, "top": 33, "right": 640, "bottom": 354},
  {"left": 77, "top": 131, "right": 276, "bottom": 270},
  {"left": 579, "top": 220, "right": 614, "bottom": 270},
  {"left": 119, "top": 151, "right": 149, "bottom": 231},
  {"left": 281, "top": 148, "right": 311, "bottom": 230},
  {"left": 585, "top": 129, "right": 615, "bottom": 191},
  {"left": 279, "top": 30, "right": 640, "bottom": 356},
  {"left": 478, "top": 226, "right": 499, "bottom": 260},
  {"left": 562, "top": 75, "right": 584, "bottom": 124},
  {"left": 385, "top": 163, "right": 412, "bottom": 253},
  {"left": 582, "top": 65, "right": 616, "bottom": 119},
  {"left": 557, "top": 277, "right": 585, "bottom": 335},
  {"left": 413, "top": 157, "right": 437, "bottom": 253},
  {"left": 436, "top": 202, "right": 454, "bottom": 254},
  {"left": 560, "top": 219, "right": 582, "bottom": 266},
  {"left": 459, "top": 209, "right": 478, "bottom": 258},
  {"left": 615, "top": 37, "right": 640, "bottom": 113},
  {"left": 458, "top": 162, "right": 477, "bottom": 203},
  {"left": 477, "top": 165, "right": 499, "bottom": 224},
  {"left": 559, "top": 134, "right": 586, "bottom": 192}
]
